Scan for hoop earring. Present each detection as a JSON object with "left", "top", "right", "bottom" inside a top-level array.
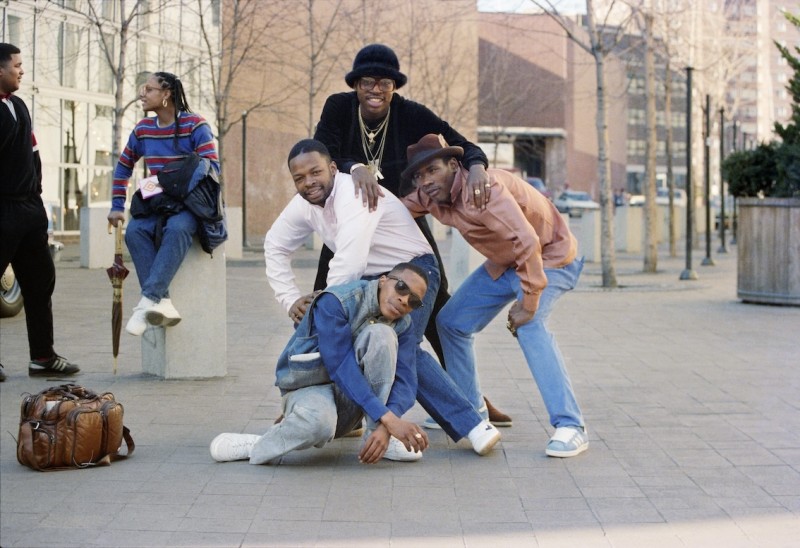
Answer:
[{"left": 162, "top": 98, "right": 168, "bottom": 108}]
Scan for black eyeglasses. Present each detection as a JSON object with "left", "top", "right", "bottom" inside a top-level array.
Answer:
[
  {"left": 358, "top": 77, "right": 395, "bottom": 92},
  {"left": 386, "top": 275, "right": 424, "bottom": 310}
]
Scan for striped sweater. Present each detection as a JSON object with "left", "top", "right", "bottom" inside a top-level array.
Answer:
[{"left": 111, "top": 112, "right": 219, "bottom": 211}]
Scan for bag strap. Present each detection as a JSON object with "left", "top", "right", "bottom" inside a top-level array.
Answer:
[{"left": 102, "top": 426, "right": 135, "bottom": 465}]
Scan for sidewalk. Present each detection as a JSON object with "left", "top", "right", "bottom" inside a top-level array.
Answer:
[{"left": 1, "top": 239, "right": 798, "bottom": 547}]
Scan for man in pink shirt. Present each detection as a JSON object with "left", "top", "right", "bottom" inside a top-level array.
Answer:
[{"left": 401, "top": 134, "right": 588, "bottom": 458}]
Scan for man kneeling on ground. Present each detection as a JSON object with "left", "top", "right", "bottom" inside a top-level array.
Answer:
[{"left": 210, "top": 263, "right": 430, "bottom": 464}]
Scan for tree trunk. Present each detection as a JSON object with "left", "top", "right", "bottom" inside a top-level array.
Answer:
[
  {"left": 665, "top": 57, "right": 676, "bottom": 257},
  {"left": 587, "top": 0, "right": 617, "bottom": 288},
  {"left": 111, "top": 0, "right": 129, "bottom": 182},
  {"left": 643, "top": 12, "right": 658, "bottom": 272}
]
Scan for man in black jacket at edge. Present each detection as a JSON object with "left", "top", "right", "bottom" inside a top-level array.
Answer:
[
  {"left": 313, "top": 43, "right": 511, "bottom": 427},
  {"left": 0, "top": 43, "right": 80, "bottom": 381}
]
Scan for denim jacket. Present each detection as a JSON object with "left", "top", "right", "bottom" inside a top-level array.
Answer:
[{"left": 274, "top": 278, "right": 412, "bottom": 394}]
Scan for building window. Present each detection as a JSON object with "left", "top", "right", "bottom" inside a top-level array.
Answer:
[{"left": 628, "top": 108, "right": 645, "bottom": 126}]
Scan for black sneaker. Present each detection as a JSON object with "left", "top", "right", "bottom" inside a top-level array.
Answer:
[
  {"left": 28, "top": 355, "right": 80, "bottom": 377},
  {"left": 0, "top": 363, "right": 6, "bottom": 382}
]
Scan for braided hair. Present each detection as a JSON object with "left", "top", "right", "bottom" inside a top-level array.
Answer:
[{"left": 152, "top": 71, "right": 192, "bottom": 149}]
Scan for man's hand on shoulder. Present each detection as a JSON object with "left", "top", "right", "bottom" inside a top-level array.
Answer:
[
  {"left": 351, "top": 165, "right": 384, "bottom": 212},
  {"left": 288, "top": 291, "right": 321, "bottom": 324},
  {"left": 466, "top": 164, "right": 491, "bottom": 210}
]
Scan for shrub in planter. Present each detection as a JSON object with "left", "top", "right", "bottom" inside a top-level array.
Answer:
[
  {"left": 721, "top": 143, "right": 778, "bottom": 198},
  {"left": 720, "top": 11, "right": 800, "bottom": 306}
]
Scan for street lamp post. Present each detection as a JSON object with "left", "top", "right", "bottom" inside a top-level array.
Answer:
[
  {"left": 730, "top": 121, "right": 738, "bottom": 245},
  {"left": 718, "top": 108, "right": 728, "bottom": 253},
  {"left": 680, "top": 66, "right": 698, "bottom": 280},
  {"left": 701, "top": 94, "right": 714, "bottom": 266},
  {"left": 241, "top": 110, "right": 248, "bottom": 249}
]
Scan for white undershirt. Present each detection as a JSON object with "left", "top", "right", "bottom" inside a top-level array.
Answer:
[{"left": 2, "top": 97, "right": 17, "bottom": 121}]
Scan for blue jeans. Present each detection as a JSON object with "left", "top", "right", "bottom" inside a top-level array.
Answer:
[
  {"left": 249, "top": 324, "right": 397, "bottom": 465},
  {"left": 437, "top": 257, "right": 585, "bottom": 429},
  {"left": 125, "top": 211, "right": 198, "bottom": 302},
  {"left": 364, "top": 254, "right": 483, "bottom": 441}
]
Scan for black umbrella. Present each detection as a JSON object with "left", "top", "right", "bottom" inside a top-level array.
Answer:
[{"left": 106, "top": 222, "right": 129, "bottom": 374}]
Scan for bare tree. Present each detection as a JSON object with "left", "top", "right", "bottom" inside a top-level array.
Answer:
[
  {"left": 194, "top": 0, "right": 290, "bottom": 176},
  {"left": 531, "top": 0, "right": 636, "bottom": 288},
  {"left": 641, "top": 10, "right": 658, "bottom": 271},
  {"left": 64, "top": 0, "right": 168, "bottom": 177},
  {"left": 276, "top": 0, "right": 353, "bottom": 136}
]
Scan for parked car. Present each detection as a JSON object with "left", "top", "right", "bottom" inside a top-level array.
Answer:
[
  {"left": 629, "top": 188, "right": 687, "bottom": 207},
  {"left": 554, "top": 190, "right": 600, "bottom": 217},
  {"left": 628, "top": 194, "right": 645, "bottom": 207},
  {"left": 525, "top": 177, "right": 553, "bottom": 200},
  {"left": 655, "top": 188, "right": 687, "bottom": 207},
  {"left": 0, "top": 265, "right": 23, "bottom": 318}
]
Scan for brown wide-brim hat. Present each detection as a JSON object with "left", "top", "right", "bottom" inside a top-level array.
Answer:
[{"left": 401, "top": 134, "right": 464, "bottom": 181}]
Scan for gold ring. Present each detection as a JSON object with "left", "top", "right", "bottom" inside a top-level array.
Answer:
[
  {"left": 485, "top": 183, "right": 491, "bottom": 188},
  {"left": 414, "top": 433, "right": 423, "bottom": 439},
  {"left": 474, "top": 189, "right": 481, "bottom": 195}
]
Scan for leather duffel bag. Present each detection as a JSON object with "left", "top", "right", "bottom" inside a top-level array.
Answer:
[{"left": 16, "top": 383, "right": 134, "bottom": 471}]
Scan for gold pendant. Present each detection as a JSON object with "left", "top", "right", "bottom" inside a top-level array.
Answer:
[{"left": 367, "top": 132, "right": 376, "bottom": 145}]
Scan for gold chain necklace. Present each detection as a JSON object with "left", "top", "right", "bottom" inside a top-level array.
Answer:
[{"left": 358, "top": 107, "right": 390, "bottom": 179}]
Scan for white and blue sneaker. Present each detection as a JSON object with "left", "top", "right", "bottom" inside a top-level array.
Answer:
[{"left": 545, "top": 426, "right": 588, "bottom": 458}]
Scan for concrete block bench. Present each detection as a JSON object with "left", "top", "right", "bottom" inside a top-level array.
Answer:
[
  {"left": 141, "top": 237, "right": 227, "bottom": 379},
  {"left": 80, "top": 207, "right": 116, "bottom": 269}
]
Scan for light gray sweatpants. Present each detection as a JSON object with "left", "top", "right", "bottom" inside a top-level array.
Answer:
[{"left": 249, "top": 324, "right": 398, "bottom": 465}]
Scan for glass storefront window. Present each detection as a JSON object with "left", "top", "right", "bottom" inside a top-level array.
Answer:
[
  {"left": 90, "top": 30, "right": 115, "bottom": 94},
  {"left": 35, "top": 17, "right": 62, "bottom": 86},
  {"left": 62, "top": 100, "right": 89, "bottom": 230},
  {"left": 64, "top": 23, "right": 88, "bottom": 90}
]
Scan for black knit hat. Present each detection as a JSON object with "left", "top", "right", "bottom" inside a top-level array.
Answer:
[{"left": 345, "top": 44, "right": 407, "bottom": 89}]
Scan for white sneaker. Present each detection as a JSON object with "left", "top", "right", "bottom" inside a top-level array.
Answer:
[
  {"left": 382, "top": 437, "right": 422, "bottom": 462},
  {"left": 546, "top": 426, "right": 588, "bottom": 458},
  {"left": 209, "top": 433, "right": 261, "bottom": 462},
  {"left": 125, "top": 296, "right": 156, "bottom": 336},
  {"left": 145, "top": 298, "right": 182, "bottom": 327},
  {"left": 467, "top": 421, "right": 501, "bottom": 456}
]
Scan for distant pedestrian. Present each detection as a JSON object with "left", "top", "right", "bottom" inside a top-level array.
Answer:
[
  {"left": 0, "top": 43, "right": 79, "bottom": 381},
  {"left": 401, "top": 134, "right": 589, "bottom": 458},
  {"left": 614, "top": 188, "right": 626, "bottom": 208}
]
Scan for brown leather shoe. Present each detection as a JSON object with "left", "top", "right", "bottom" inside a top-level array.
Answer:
[{"left": 485, "top": 397, "right": 512, "bottom": 427}]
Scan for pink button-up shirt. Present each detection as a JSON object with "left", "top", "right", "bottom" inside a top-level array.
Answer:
[{"left": 402, "top": 167, "right": 577, "bottom": 313}]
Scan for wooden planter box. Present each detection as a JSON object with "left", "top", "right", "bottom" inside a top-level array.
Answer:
[{"left": 737, "top": 197, "right": 800, "bottom": 306}]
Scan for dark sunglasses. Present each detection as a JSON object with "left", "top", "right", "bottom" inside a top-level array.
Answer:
[{"left": 386, "top": 275, "right": 424, "bottom": 310}]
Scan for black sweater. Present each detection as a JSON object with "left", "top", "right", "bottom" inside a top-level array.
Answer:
[
  {"left": 314, "top": 92, "right": 487, "bottom": 198},
  {"left": 0, "top": 95, "right": 41, "bottom": 199}
]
